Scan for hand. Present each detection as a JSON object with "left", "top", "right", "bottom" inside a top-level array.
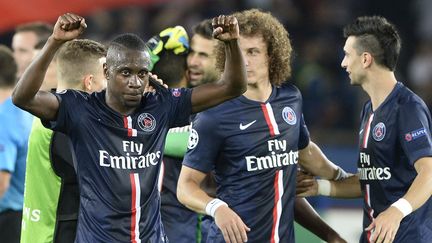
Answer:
[
  {"left": 214, "top": 205, "right": 250, "bottom": 243},
  {"left": 296, "top": 171, "right": 319, "bottom": 197},
  {"left": 212, "top": 15, "right": 239, "bottom": 42},
  {"left": 144, "top": 73, "right": 168, "bottom": 94},
  {"left": 52, "top": 13, "right": 87, "bottom": 42},
  {"left": 365, "top": 206, "right": 403, "bottom": 243}
]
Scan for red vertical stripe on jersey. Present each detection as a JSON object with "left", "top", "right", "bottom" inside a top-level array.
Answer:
[
  {"left": 130, "top": 174, "right": 137, "bottom": 243},
  {"left": 261, "top": 104, "right": 275, "bottom": 137},
  {"left": 270, "top": 170, "right": 283, "bottom": 243},
  {"left": 364, "top": 184, "right": 374, "bottom": 243},
  {"left": 123, "top": 116, "right": 128, "bottom": 128},
  {"left": 271, "top": 171, "right": 279, "bottom": 243}
]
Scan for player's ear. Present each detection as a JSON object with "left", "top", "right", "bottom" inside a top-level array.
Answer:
[
  {"left": 83, "top": 74, "right": 93, "bottom": 93},
  {"left": 103, "top": 63, "right": 109, "bottom": 80},
  {"left": 362, "top": 52, "right": 373, "bottom": 68}
]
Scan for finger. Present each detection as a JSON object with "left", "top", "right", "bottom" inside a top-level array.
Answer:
[
  {"left": 221, "top": 228, "right": 231, "bottom": 243},
  {"left": 218, "top": 15, "right": 224, "bottom": 27},
  {"left": 212, "top": 17, "right": 218, "bottom": 29},
  {"left": 226, "top": 224, "right": 239, "bottom": 243},
  {"left": 80, "top": 18, "right": 87, "bottom": 29},
  {"left": 371, "top": 226, "right": 381, "bottom": 243},
  {"left": 213, "top": 27, "right": 223, "bottom": 38},
  {"left": 61, "top": 13, "right": 76, "bottom": 30},
  {"left": 365, "top": 221, "right": 375, "bottom": 231},
  {"left": 239, "top": 222, "right": 250, "bottom": 242}
]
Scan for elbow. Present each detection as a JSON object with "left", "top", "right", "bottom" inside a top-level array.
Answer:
[
  {"left": 176, "top": 180, "right": 188, "bottom": 205},
  {"left": 11, "top": 89, "right": 25, "bottom": 109}
]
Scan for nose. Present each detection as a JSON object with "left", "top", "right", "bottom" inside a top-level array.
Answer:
[
  {"left": 128, "top": 75, "right": 141, "bottom": 88},
  {"left": 341, "top": 57, "right": 347, "bottom": 69},
  {"left": 187, "top": 53, "right": 200, "bottom": 67}
]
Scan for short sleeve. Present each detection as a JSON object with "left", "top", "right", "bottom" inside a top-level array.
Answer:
[
  {"left": 183, "top": 112, "right": 223, "bottom": 173},
  {"left": 167, "top": 88, "right": 192, "bottom": 128},
  {"left": 398, "top": 101, "right": 432, "bottom": 165},
  {"left": 0, "top": 134, "right": 17, "bottom": 172},
  {"left": 41, "top": 90, "right": 84, "bottom": 134},
  {"left": 298, "top": 114, "right": 310, "bottom": 150}
]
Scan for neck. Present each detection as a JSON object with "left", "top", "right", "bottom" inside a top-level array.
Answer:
[
  {"left": 243, "top": 79, "right": 272, "bottom": 102},
  {"left": 362, "top": 69, "right": 397, "bottom": 111},
  {"left": 105, "top": 91, "right": 136, "bottom": 116},
  {"left": 0, "top": 87, "right": 13, "bottom": 103}
]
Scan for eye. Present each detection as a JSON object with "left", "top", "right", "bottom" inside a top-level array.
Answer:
[
  {"left": 138, "top": 70, "right": 149, "bottom": 79},
  {"left": 121, "top": 69, "right": 130, "bottom": 76}
]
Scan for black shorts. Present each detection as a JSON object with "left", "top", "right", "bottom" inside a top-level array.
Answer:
[{"left": 0, "top": 210, "right": 22, "bottom": 243}]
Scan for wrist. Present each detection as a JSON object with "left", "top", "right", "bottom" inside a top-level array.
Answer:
[
  {"left": 334, "top": 167, "right": 349, "bottom": 180},
  {"left": 391, "top": 198, "right": 412, "bottom": 218},
  {"left": 317, "top": 179, "right": 331, "bottom": 196},
  {"left": 205, "top": 198, "right": 228, "bottom": 218}
]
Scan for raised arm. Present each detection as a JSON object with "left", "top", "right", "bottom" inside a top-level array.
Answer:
[
  {"left": 12, "top": 13, "right": 87, "bottom": 120},
  {"left": 190, "top": 15, "right": 247, "bottom": 113},
  {"left": 177, "top": 165, "right": 250, "bottom": 243}
]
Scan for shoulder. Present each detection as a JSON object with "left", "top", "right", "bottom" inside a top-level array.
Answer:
[
  {"left": 278, "top": 83, "right": 303, "bottom": 99},
  {"left": 396, "top": 84, "right": 429, "bottom": 111}
]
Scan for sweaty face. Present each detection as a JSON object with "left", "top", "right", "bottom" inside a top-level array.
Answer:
[
  {"left": 239, "top": 35, "right": 270, "bottom": 86},
  {"left": 341, "top": 36, "right": 365, "bottom": 86},
  {"left": 105, "top": 48, "right": 151, "bottom": 109},
  {"left": 12, "top": 31, "right": 38, "bottom": 78},
  {"left": 187, "top": 34, "right": 219, "bottom": 87}
]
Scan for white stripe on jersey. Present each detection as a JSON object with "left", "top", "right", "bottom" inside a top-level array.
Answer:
[
  {"left": 365, "top": 184, "right": 374, "bottom": 242},
  {"left": 132, "top": 173, "right": 141, "bottom": 243},
  {"left": 272, "top": 170, "right": 284, "bottom": 243},
  {"left": 127, "top": 116, "right": 138, "bottom": 137},
  {"left": 158, "top": 161, "right": 165, "bottom": 192},
  {"left": 266, "top": 103, "right": 280, "bottom": 135},
  {"left": 363, "top": 114, "right": 374, "bottom": 148}
]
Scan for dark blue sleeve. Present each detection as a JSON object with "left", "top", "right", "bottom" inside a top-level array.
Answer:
[
  {"left": 167, "top": 88, "right": 192, "bottom": 128},
  {"left": 182, "top": 111, "right": 222, "bottom": 173},
  {"left": 298, "top": 114, "right": 310, "bottom": 150},
  {"left": 41, "top": 90, "right": 84, "bottom": 134},
  {"left": 398, "top": 100, "right": 432, "bottom": 165}
]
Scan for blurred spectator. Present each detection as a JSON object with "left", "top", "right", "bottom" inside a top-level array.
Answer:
[
  {"left": 12, "top": 22, "right": 52, "bottom": 79},
  {"left": 0, "top": 45, "right": 33, "bottom": 243}
]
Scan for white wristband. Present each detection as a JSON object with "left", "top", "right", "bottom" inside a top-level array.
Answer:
[
  {"left": 317, "top": 179, "right": 331, "bottom": 196},
  {"left": 391, "top": 198, "right": 412, "bottom": 217},
  {"left": 334, "top": 167, "right": 349, "bottom": 180},
  {"left": 205, "top": 198, "right": 228, "bottom": 218}
]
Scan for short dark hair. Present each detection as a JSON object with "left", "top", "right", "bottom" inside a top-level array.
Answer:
[
  {"left": 192, "top": 19, "right": 213, "bottom": 40},
  {"left": 343, "top": 16, "right": 401, "bottom": 71},
  {"left": 152, "top": 51, "right": 186, "bottom": 85},
  {"left": 0, "top": 45, "right": 18, "bottom": 87},
  {"left": 106, "top": 33, "right": 150, "bottom": 66},
  {"left": 15, "top": 22, "right": 53, "bottom": 48}
]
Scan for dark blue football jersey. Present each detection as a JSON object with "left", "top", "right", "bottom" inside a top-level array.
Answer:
[
  {"left": 357, "top": 82, "right": 432, "bottom": 242},
  {"left": 43, "top": 88, "right": 192, "bottom": 243},
  {"left": 183, "top": 84, "right": 310, "bottom": 243}
]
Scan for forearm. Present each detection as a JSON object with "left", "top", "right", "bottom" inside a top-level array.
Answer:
[
  {"left": 221, "top": 40, "right": 247, "bottom": 96},
  {"left": 402, "top": 159, "right": 432, "bottom": 211},
  {"left": 177, "top": 179, "right": 214, "bottom": 214},
  {"left": 12, "top": 37, "right": 64, "bottom": 108},
  {"left": 328, "top": 174, "right": 362, "bottom": 198},
  {"left": 0, "top": 171, "right": 11, "bottom": 199},
  {"left": 299, "top": 142, "right": 339, "bottom": 179},
  {"left": 294, "top": 198, "right": 341, "bottom": 241}
]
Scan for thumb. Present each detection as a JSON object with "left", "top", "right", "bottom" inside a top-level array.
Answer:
[{"left": 365, "top": 220, "right": 375, "bottom": 231}]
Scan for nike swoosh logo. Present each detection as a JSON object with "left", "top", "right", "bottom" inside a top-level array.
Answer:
[{"left": 239, "top": 120, "right": 257, "bottom": 130}]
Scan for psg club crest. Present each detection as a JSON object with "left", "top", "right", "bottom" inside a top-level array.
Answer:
[
  {"left": 372, "top": 122, "right": 386, "bottom": 141},
  {"left": 282, "top": 107, "right": 297, "bottom": 125},
  {"left": 172, "top": 88, "right": 181, "bottom": 97},
  {"left": 187, "top": 128, "right": 199, "bottom": 149},
  {"left": 137, "top": 113, "right": 156, "bottom": 132}
]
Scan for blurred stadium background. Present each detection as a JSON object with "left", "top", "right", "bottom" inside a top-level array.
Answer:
[{"left": 1, "top": 0, "right": 431, "bottom": 242}]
